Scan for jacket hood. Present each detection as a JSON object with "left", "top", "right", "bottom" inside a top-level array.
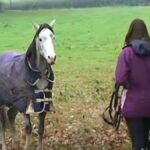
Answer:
[{"left": 130, "top": 40, "right": 150, "bottom": 56}]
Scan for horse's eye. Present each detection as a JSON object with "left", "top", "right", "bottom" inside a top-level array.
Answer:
[
  {"left": 50, "top": 34, "right": 54, "bottom": 39},
  {"left": 51, "top": 35, "right": 55, "bottom": 40},
  {"left": 39, "top": 38, "right": 42, "bottom": 42}
]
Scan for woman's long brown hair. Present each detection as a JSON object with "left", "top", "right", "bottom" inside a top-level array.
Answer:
[{"left": 124, "top": 18, "right": 150, "bottom": 45}]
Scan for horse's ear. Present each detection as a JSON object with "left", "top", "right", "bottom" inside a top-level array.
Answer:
[
  {"left": 34, "top": 23, "right": 40, "bottom": 30},
  {"left": 49, "top": 19, "right": 56, "bottom": 28}
]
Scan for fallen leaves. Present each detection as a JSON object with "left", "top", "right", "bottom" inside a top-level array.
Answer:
[{"left": 3, "top": 101, "right": 131, "bottom": 150}]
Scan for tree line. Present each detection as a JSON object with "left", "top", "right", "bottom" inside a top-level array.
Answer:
[{"left": 2, "top": 0, "right": 150, "bottom": 10}]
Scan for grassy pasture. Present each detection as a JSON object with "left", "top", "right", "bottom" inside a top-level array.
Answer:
[{"left": 0, "top": 7, "right": 150, "bottom": 149}]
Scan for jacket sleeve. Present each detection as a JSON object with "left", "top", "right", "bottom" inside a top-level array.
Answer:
[{"left": 115, "top": 49, "right": 130, "bottom": 86}]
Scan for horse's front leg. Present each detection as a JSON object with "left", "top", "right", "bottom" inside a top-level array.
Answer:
[
  {"left": 7, "top": 107, "right": 19, "bottom": 150},
  {"left": 0, "top": 108, "right": 7, "bottom": 150},
  {"left": 37, "top": 112, "right": 46, "bottom": 150},
  {"left": 23, "top": 114, "right": 32, "bottom": 150}
]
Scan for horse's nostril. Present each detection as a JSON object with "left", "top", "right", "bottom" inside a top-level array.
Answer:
[{"left": 48, "top": 56, "right": 56, "bottom": 63}]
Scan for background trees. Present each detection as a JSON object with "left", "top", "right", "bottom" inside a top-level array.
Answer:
[{"left": 2, "top": 0, "right": 150, "bottom": 10}]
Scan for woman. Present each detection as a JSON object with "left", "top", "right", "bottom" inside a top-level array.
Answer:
[{"left": 116, "top": 18, "right": 150, "bottom": 150}]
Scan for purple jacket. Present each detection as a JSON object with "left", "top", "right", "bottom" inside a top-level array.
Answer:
[{"left": 115, "top": 40, "right": 150, "bottom": 118}]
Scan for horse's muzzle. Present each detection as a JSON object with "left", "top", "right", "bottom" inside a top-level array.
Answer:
[{"left": 48, "top": 55, "right": 56, "bottom": 65}]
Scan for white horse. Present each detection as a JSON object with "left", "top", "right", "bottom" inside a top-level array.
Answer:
[{"left": 0, "top": 20, "right": 56, "bottom": 150}]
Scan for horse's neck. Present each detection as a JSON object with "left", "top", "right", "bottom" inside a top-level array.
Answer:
[{"left": 29, "top": 49, "right": 47, "bottom": 73}]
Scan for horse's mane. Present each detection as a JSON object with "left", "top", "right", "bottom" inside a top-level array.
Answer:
[{"left": 25, "top": 24, "right": 54, "bottom": 62}]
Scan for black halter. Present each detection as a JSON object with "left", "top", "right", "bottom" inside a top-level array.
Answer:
[{"left": 102, "top": 83, "right": 123, "bottom": 130}]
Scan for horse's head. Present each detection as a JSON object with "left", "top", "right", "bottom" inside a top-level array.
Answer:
[{"left": 34, "top": 20, "right": 56, "bottom": 65}]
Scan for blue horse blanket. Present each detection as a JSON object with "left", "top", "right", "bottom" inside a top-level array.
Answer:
[{"left": 0, "top": 52, "right": 54, "bottom": 113}]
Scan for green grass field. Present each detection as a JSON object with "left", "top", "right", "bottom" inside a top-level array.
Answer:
[{"left": 0, "top": 7, "right": 150, "bottom": 149}]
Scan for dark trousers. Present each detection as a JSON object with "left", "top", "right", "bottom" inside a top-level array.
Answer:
[{"left": 125, "top": 118, "right": 150, "bottom": 150}]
